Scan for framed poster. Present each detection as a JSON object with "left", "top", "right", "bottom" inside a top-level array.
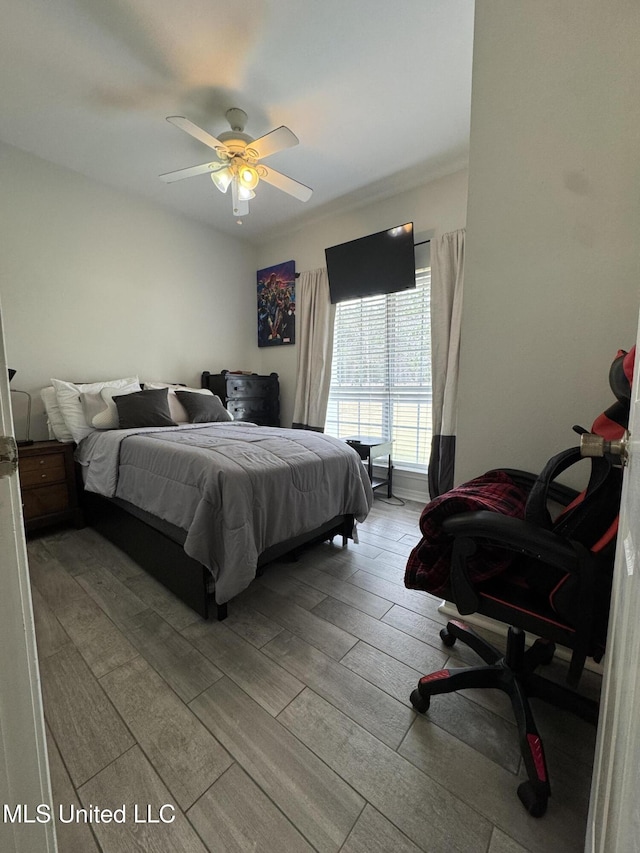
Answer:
[{"left": 257, "top": 260, "right": 296, "bottom": 347}]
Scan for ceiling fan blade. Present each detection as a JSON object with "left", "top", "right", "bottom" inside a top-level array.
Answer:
[
  {"left": 166, "top": 116, "right": 228, "bottom": 155},
  {"left": 159, "top": 161, "right": 225, "bottom": 183},
  {"left": 260, "top": 166, "right": 313, "bottom": 202},
  {"left": 231, "top": 179, "right": 249, "bottom": 217},
  {"left": 246, "top": 126, "right": 299, "bottom": 161}
]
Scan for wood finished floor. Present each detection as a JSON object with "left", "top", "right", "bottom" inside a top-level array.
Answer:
[{"left": 27, "top": 498, "right": 599, "bottom": 853}]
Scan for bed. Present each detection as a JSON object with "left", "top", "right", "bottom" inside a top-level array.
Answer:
[
  {"left": 41, "top": 375, "right": 373, "bottom": 619},
  {"left": 75, "top": 420, "right": 373, "bottom": 619}
]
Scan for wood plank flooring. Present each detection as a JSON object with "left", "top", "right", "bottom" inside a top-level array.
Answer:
[{"left": 27, "top": 498, "right": 598, "bottom": 853}]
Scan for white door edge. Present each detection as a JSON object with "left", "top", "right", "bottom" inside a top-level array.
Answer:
[{"left": 0, "top": 300, "right": 57, "bottom": 853}]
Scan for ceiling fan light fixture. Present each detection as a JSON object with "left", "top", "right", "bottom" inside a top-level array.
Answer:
[
  {"left": 238, "top": 165, "right": 259, "bottom": 191},
  {"left": 237, "top": 184, "right": 256, "bottom": 201},
  {"left": 211, "top": 167, "right": 232, "bottom": 193}
]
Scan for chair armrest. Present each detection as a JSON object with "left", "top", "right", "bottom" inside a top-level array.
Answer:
[{"left": 442, "top": 510, "right": 585, "bottom": 574}]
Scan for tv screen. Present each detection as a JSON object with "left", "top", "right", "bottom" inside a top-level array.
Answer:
[{"left": 325, "top": 223, "right": 416, "bottom": 304}]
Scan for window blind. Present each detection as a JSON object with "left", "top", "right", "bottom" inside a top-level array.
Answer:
[{"left": 325, "top": 266, "right": 432, "bottom": 471}]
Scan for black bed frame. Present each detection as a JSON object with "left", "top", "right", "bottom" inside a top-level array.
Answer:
[{"left": 81, "top": 489, "right": 354, "bottom": 620}]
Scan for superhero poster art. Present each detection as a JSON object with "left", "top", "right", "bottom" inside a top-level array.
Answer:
[{"left": 257, "top": 260, "right": 296, "bottom": 347}]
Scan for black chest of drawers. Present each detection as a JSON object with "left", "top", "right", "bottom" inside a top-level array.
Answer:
[{"left": 201, "top": 371, "right": 280, "bottom": 427}]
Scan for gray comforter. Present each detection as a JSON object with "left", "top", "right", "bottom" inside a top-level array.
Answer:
[{"left": 77, "top": 422, "right": 373, "bottom": 603}]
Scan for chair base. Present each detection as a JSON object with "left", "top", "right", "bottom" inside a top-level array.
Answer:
[{"left": 410, "top": 619, "right": 599, "bottom": 817}]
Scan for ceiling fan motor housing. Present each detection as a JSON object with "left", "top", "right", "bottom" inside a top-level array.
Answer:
[{"left": 217, "top": 109, "right": 254, "bottom": 158}]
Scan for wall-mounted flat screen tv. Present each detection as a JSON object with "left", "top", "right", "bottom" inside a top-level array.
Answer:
[{"left": 325, "top": 223, "right": 416, "bottom": 304}]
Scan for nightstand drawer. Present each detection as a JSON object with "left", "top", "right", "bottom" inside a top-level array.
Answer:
[
  {"left": 22, "top": 483, "right": 69, "bottom": 520},
  {"left": 20, "top": 453, "right": 66, "bottom": 487}
]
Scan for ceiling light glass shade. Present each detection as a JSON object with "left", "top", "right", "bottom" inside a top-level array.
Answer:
[
  {"left": 211, "top": 167, "right": 232, "bottom": 193},
  {"left": 237, "top": 184, "right": 256, "bottom": 201},
  {"left": 238, "top": 165, "right": 259, "bottom": 191}
]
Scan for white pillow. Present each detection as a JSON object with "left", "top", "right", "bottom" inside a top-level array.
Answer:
[
  {"left": 81, "top": 382, "right": 140, "bottom": 430},
  {"left": 80, "top": 392, "right": 103, "bottom": 425},
  {"left": 143, "top": 383, "right": 214, "bottom": 424},
  {"left": 41, "top": 386, "right": 74, "bottom": 443},
  {"left": 51, "top": 376, "right": 140, "bottom": 443}
]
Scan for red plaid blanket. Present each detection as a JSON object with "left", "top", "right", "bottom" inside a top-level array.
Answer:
[{"left": 404, "top": 470, "right": 529, "bottom": 595}]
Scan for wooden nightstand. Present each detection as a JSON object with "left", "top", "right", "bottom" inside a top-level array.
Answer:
[{"left": 19, "top": 440, "right": 83, "bottom": 534}]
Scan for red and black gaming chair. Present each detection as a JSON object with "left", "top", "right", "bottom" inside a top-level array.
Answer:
[{"left": 405, "top": 348, "right": 633, "bottom": 818}]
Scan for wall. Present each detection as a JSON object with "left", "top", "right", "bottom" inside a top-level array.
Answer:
[
  {"left": 255, "top": 168, "right": 468, "bottom": 500},
  {"left": 0, "top": 141, "right": 257, "bottom": 441},
  {"left": 457, "top": 0, "right": 640, "bottom": 487}
]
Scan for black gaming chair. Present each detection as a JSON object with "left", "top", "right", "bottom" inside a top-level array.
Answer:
[{"left": 405, "top": 348, "right": 633, "bottom": 817}]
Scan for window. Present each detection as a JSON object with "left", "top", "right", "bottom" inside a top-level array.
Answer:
[{"left": 325, "top": 253, "right": 432, "bottom": 471}]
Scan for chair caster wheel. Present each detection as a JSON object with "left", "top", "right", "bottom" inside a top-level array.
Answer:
[
  {"left": 517, "top": 781, "right": 548, "bottom": 818},
  {"left": 410, "top": 688, "right": 430, "bottom": 713},
  {"left": 440, "top": 628, "right": 456, "bottom": 647},
  {"left": 531, "top": 638, "right": 556, "bottom": 665}
]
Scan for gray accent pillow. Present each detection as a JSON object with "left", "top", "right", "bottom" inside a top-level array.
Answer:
[
  {"left": 174, "top": 390, "right": 233, "bottom": 423},
  {"left": 114, "top": 387, "right": 178, "bottom": 429}
]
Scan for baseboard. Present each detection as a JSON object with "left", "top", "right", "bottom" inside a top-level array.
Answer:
[{"left": 438, "top": 600, "right": 604, "bottom": 676}]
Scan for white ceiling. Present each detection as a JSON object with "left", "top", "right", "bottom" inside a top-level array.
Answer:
[{"left": 0, "top": 0, "right": 474, "bottom": 243}]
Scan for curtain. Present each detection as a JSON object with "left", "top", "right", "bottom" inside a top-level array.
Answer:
[
  {"left": 428, "top": 229, "right": 465, "bottom": 497},
  {"left": 292, "top": 267, "right": 336, "bottom": 431}
]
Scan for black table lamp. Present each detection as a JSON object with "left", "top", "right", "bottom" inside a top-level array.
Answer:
[{"left": 8, "top": 368, "right": 33, "bottom": 445}]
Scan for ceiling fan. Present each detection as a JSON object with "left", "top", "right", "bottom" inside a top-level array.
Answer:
[{"left": 159, "top": 108, "right": 313, "bottom": 217}]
